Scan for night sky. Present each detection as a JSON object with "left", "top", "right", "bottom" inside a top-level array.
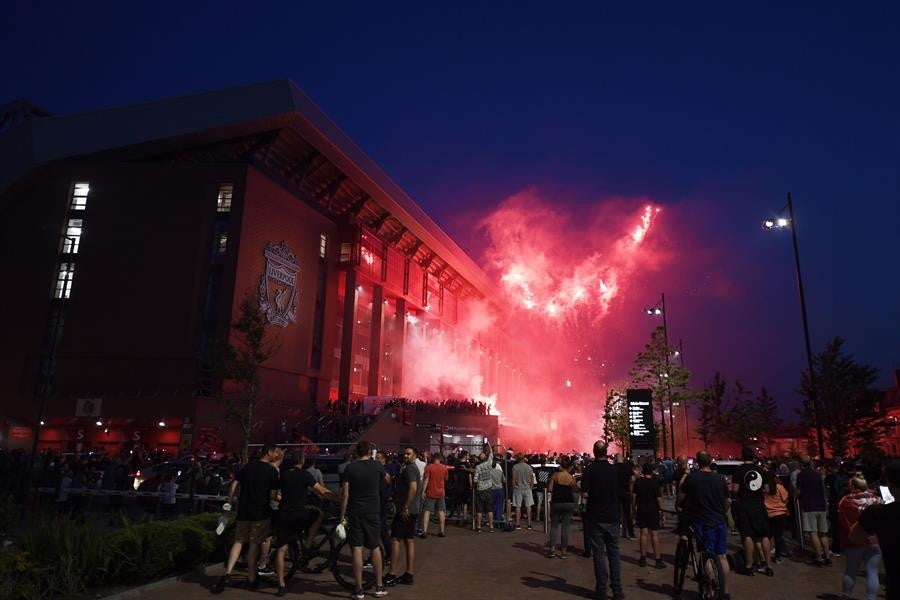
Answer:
[{"left": 4, "top": 2, "right": 899, "bottom": 418}]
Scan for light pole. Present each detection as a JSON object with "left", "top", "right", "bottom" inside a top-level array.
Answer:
[
  {"left": 763, "top": 193, "right": 826, "bottom": 460},
  {"left": 645, "top": 293, "right": 676, "bottom": 458}
]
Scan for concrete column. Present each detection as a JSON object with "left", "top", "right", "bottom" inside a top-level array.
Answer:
[
  {"left": 368, "top": 285, "right": 384, "bottom": 396},
  {"left": 338, "top": 269, "right": 358, "bottom": 410},
  {"left": 394, "top": 297, "right": 407, "bottom": 395}
]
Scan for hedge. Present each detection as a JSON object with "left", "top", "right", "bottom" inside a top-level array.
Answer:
[{"left": 1, "top": 513, "right": 220, "bottom": 600}]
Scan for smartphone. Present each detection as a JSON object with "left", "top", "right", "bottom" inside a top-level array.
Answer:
[{"left": 880, "top": 485, "right": 895, "bottom": 504}]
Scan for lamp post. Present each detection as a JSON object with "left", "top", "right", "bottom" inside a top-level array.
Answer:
[
  {"left": 762, "top": 193, "right": 826, "bottom": 460},
  {"left": 645, "top": 293, "right": 676, "bottom": 458}
]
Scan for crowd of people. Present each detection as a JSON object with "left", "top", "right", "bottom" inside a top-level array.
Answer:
[{"left": 4, "top": 441, "right": 900, "bottom": 599}]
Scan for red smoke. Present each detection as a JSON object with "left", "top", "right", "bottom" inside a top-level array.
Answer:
[{"left": 403, "top": 188, "right": 677, "bottom": 452}]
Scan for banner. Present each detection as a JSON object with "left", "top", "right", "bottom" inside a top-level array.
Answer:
[{"left": 627, "top": 389, "right": 655, "bottom": 451}]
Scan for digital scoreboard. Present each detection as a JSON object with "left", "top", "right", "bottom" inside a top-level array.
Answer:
[{"left": 627, "top": 389, "right": 655, "bottom": 451}]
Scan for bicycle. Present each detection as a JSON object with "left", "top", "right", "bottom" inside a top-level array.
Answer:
[{"left": 672, "top": 524, "right": 726, "bottom": 600}]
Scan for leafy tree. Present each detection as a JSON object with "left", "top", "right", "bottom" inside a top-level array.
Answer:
[
  {"left": 800, "top": 336, "right": 883, "bottom": 458},
  {"left": 603, "top": 389, "right": 631, "bottom": 454},
  {"left": 696, "top": 373, "right": 727, "bottom": 450},
  {"left": 216, "top": 294, "right": 280, "bottom": 462},
  {"left": 629, "top": 326, "right": 692, "bottom": 457}
]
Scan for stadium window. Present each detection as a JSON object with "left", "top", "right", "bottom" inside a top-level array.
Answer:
[
  {"left": 54, "top": 263, "right": 75, "bottom": 299},
  {"left": 217, "top": 232, "right": 228, "bottom": 254},
  {"left": 340, "top": 242, "right": 353, "bottom": 263},
  {"left": 62, "top": 219, "right": 83, "bottom": 253},
  {"left": 216, "top": 184, "right": 233, "bottom": 212},
  {"left": 319, "top": 234, "right": 328, "bottom": 259},
  {"left": 70, "top": 182, "right": 90, "bottom": 210}
]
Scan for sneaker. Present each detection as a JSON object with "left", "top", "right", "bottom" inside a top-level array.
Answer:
[
  {"left": 824, "top": 557, "right": 833, "bottom": 566},
  {"left": 516, "top": 525, "right": 522, "bottom": 530},
  {"left": 211, "top": 574, "right": 230, "bottom": 594},
  {"left": 397, "top": 573, "right": 414, "bottom": 585},
  {"left": 655, "top": 559, "right": 666, "bottom": 569},
  {"left": 383, "top": 574, "right": 399, "bottom": 587},
  {"left": 373, "top": 585, "right": 388, "bottom": 597},
  {"left": 437, "top": 531, "right": 446, "bottom": 537},
  {"left": 257, "top": 563, "right": 275, "bottom": 576},
  {"left": 812, "top": 558, "right": 826, "bottom": 567},
  {"left": 417, "top": 532, "right": 427, "bottom": 539},
  {"left": 638, "top": 556, "right": 647, "bottom": 567},
  {"left": 363, "top": 559, "right": 374, "bottom": 569},
  {"left": 488, "top": 527, "right": 495, "bottom": 533},
  {"left": 276, "top": 585, "right": 287, "bottom": 597},
  {"left": 735, "top": 566, "right": 754, "bottom": 577},
  {"left": 527, "top": 525, "right": 534, "bottom": 530},
  {"left": 764, "top": 567, "right": 774, "bottom": 577},
  {"left": 351, "top": 589, "right": 365, "bottom": 600}
]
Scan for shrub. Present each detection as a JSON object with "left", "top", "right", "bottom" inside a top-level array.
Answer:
[
  {"left": 0, "top": 494, "right": 19, "bottom": 541},
  {"left": 0, "top": 548, "right": 48, "bottom": 600},
  {"left": 21, "top": 518, "right": 110, "bottom": 592}
]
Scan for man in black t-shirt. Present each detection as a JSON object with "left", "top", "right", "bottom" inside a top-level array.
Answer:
[
  {"left": 679, "top": 451, "right": 731, "bottom": 600},
  {"left": 384, "top": 446, "right": 421, "bottom": 587},
  {"left": 214, "top": 444, "right": 280, "bottom": 594},
  {"left": 581, "top": 441, "right": 623, "bottom": 600},
  {"left": 633, "top": 462, "right": 665, "bottom": 568},
  {"left": 340, "top": 441, "right": 390, "bottom": 598},
  {"left": 854, "top": 460, "right": 900, "bottom": 600},
  {"left": 731, "top": 447, "right": 773, "bottom": 576},
  {"left": 273, "top": 452, "right": 336, "bottom": 595}
]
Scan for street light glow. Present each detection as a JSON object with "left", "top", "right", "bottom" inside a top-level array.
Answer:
[{"left": 776, "top": 218, "right": 789, "bottom": 228}]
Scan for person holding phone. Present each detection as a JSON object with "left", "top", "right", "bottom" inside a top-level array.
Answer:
[{"left": 851, "top": 460, "right": 900, "bottom": 600}]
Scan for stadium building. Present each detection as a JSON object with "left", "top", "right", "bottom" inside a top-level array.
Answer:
[{"left": 0, "top": 81, "right": 515, "bottom": 454}]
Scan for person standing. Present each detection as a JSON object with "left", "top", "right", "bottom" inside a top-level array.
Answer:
[
  {"left": 420, "top": 453, "right": 449, "bottom": 538},
  {"left": 763, "top": 469, "right": 790, "bottom": 561},
  {"left": 581, "top": 442, "right": 623, "bottom": 600},
  {"left": 474, "top": 442, "right": 495, "bottom": 532},
  {"left": 732, "top": 447, "right": 774, "bottom": 576},
  {"left": 615, "top": 454, "right": 635, "bottom": 539},
  {"left": 838, "top": 476, "right": 881, "bottom": 600},
  {"left": 213, "top": 444, "right": 280, "bottom": 593},
  {"left": 853, "top": 460, "right": 900, "bottom": 600},
  {"left": 339, "top": 441, "right": 389, "bottom": 599},
  {"left": 680, "top": 451, "right": 731, "bottom": 600},
  {"left": 796, "top": 455, "right": 832, "bottom": 566},
  {"left": 512, "top": 453, "right": 536, "bottom": 530},
  {"left": 547, "top": 456, "right": 579, "bottom": 558},
  {"left": 633, "top": 462, "right": 665, "bottom": 568},
  {"left": 384, "top": 447, "right": 421, "bottom": 587},
  {"left": 159, "top": 474, "right": 178, "bottom": 520},
  {"left": 375, "top": 450, "right": 393, "bottom": 566},
  {"left": 491, "top": 457, "right": 506, "bottom": 525}
]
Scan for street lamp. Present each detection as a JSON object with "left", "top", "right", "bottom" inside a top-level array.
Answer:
[
  {"left": 762, "top": 193, "right": 826, "bottom": 460},
  {"left": 645, "top": 293, "right": 676, "bottom": 458}
]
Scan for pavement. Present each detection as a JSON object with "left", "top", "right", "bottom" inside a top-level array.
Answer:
[{"left": 135, "top": 516, "right": 868, "bottom": 600}]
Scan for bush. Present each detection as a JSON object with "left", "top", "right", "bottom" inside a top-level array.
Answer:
[
  {"left": 0, "top": 494, "right": 19, "bottom": 541},
  {"left": 5, "top": 513, "right": 219, "bottom": 597}
]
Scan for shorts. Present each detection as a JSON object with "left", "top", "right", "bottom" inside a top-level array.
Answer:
[
  {"left": 735, "top": 502, "right": 770, "bottom": 541},
  {"left": 693, "top": 522, "right": 729, "bottom": 556},
  {"left": 234, "top": 518, "right": 271, "bottom": 545},
  {"left": 475, "top": 489, "right": 493, "bottom": 513},
  {"left": 390, "top": 511, "right": 418, "bottom": 539},
  {"left": 513, "top": 488, "right": 535, "bottom": 508},
  {"left": 423, "top": 497, "right": 446, "bottom": 512},
  {"left": 273, "top": 509, "right": 319, "bottom": 548},
  {"left": 635, "top": 507, "right": 660, "bottom": 531},
  {"left": 347, "top": 513, "right": 381, "bottom": 549},
  {"left": 801, "top": 511, "right": 829, "bottom": 534}
]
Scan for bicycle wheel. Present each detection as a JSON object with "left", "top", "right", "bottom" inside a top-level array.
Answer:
[
  {"left": 697, "top": 552, "right": 725, "bottom": 600},
  {"left": 331, "top": 538, "right": 376, "bottom": 592},
  {"left": 672, "top": 537, "right": 689, "bottom": 595},
  {"left": 302, "top": 527, "right": 332, "bottom": 574}
]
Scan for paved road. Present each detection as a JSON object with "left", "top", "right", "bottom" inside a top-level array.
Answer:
[{"left": 139, "top": 518, "right": 869, "bottom": 600}]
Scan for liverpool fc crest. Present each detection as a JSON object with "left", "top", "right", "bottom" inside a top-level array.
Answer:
[{"left": 258, "top": 241, "right": 300, "bottom": 327}]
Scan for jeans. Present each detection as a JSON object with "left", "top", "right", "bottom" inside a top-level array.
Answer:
[
  {"left": 842, "top": 545, "right": 881, "bottom": 600},
  {"left": 550, "top": 502, "right": 576, "bottom": 550},
  {"left": 586, "top": 519, "right": 623, "bottom": 598}
]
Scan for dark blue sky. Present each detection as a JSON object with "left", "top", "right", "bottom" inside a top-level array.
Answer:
[{"left": 4, "top": 2, "right": 899, "bottom": 413}]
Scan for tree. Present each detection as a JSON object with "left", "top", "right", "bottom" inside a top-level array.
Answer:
[
  {"left": 800, "top": 336, "right": 883, "bottom": 458},
  {"left": 629, "top": 325, "right": 692, "bottom": 457},
  {"left": 696, "top": 373, "right": 727, "bottom": 450},
  {"left": 216, "top": 294, "right": 280, "bottom": 462},
  {"left": 603, "top": 389, "right": 631, "bottom": 454}
]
